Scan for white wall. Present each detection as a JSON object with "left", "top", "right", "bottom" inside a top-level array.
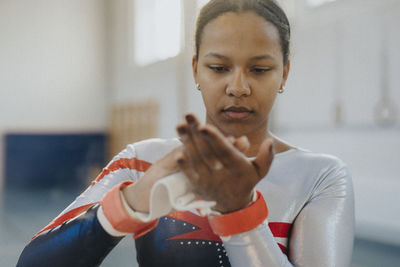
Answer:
[
  {"left": 277, "top": 0, "right": 400, "bottom": 128},
  {"left": 276, "top": 0, "right": 400, "bottom": 245},
  {"left": 108, "top": 0, "right": 188, "bottom": 139},
  {"left": 0, "top": 0, "right": 108, "bottom": 187},
  {"left": 108, "top": 0, "right": 208, "bottom": 138}
]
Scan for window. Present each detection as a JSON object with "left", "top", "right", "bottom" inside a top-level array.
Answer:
[{"left": 134, "top": 0, "right": 183, "bottom": 66}]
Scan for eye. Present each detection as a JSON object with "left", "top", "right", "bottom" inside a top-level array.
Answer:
[
  {"left": 251, "top": 67, "right": 270, "bottom": 74},
  {"left": 208, "top": 65, "right": 229, "bottom": 73}
]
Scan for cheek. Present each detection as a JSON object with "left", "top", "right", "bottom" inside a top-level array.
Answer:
[
  {"left": 201, "top": 90, "right": 218, "bottom": 109},
  {"left": 252, "top": 83, "right": 278, "bottom": 111},
  {"left": 199, "top": 74, "right": 225, "bottom": 90},
  {"left": 255, "top": 72, "right": 282, "bottom": 97},
  {"left": 255, "top": 93, "right": 276, "bottom": 112},
  {"left": 199, "top": 78, "right": 225, "bottom": 107}
]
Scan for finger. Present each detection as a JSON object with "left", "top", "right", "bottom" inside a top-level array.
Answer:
[
  {"left": 176, "top": 149, "right": 200, "bottom": 183},
  {"left": 177, "top": 120, "right": 218, "bottom": 176},
  {"left": 227, "top": 135, "right": 249, "bottom": 154},
  {"left": 176, "top": 151, "right": 210, "bottom": 192},
  {"left": 198, "top": 124, "right": 245, "bottom": 166},
  {"left": 177, "top": 122, "right": 190, "bottom": 143},
  {"left": 227, "top": 135, "right": 235, "bottom": 144},
  {"left": 157, "top": 145, "right": 184, "bottom": 173},
  {"left": 185, "top": 114, "right": 224, "bottom": 172},
  {"left": 185, "top": 113, "right": 200, "bottom": 128},
  {"left": 252, "top": 138, "right": 274, "bottom": 178},
  {"left": 233, "top": 135, "right": 250, "bottom": 154},
  {"left": 177, "top": 123, "right": 197, "bottom": 159}
]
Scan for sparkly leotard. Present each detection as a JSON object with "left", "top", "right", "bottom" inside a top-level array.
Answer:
[{"left": 17, "top": 138, "right": 354, "bottom": 267}]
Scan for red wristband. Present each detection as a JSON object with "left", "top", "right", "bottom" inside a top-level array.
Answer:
[
  {"left": 208, "top": 191, "right": 268, "bottom": 236},
  {"left": 100, "top": 181, "right": 158, "bottom": 238}
]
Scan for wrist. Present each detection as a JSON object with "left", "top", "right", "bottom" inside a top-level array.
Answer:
[
  {"left": 208, "top": 190, "right": 268, "bottom": 237},
  {"left": 100, "top": 181, "right": 158, "bottom": 238},
  {"left": 214, "top": 191, "right": 255, "bottom": 214},
  {"left": 122, "top": 182, "right": 150, "bottom": 213}
]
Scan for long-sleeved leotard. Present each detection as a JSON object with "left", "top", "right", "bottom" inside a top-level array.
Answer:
[{"left": 17, "top": 138, "right": 354, "bottom": 267}]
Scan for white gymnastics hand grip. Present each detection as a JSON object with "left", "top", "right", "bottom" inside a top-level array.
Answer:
[{"left": 134, "top": 172, "right": 217, "bottom": 222}]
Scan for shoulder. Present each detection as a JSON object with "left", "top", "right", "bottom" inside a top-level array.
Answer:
[
  {"left": 272, "top": 148, "right": 352, "bottom": 191},
  {"left": 292, "top": 148, "right": 348, "bottom": 171},
  {"left": 277, "top": 147, "right": 346, "bottom": 170},
  {"left": 290, "top": 148, "right": 353, "bottom": 196}
]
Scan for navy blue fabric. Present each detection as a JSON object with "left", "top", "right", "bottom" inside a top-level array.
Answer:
[
  {"left": 135, "top": 216, "right": 231, "bottom": 267},
  {"left": 17, "top": 205, "right": 121, "bottom": 267},
  {"left": 17, "top": 207, "right": 231, "bottom": 266}
]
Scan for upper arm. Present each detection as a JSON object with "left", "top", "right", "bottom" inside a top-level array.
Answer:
[{"left": 289, "top": 164, "right": 355, "bottom": 266}]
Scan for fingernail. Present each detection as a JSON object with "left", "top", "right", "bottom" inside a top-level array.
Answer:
[
  {"left": 185, "top": 114, "right": 195, "bottom": 124},
  {"left": 177, "top": 126, "right": 186, "bottom": 135},
  {"left": 200, "top": 129, "right": 209, "bottom": 136}
]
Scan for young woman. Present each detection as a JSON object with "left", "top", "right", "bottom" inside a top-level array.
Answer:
[{"left": 17, "top": 0, "right": 354, "bottom": 266}]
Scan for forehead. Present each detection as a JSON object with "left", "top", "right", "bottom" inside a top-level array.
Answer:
[{"left": 199, "top": 11, "right": 282, "bottom": 60}]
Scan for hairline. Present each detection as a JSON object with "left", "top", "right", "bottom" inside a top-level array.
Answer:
[{"left": 195, "top": 8, "right": 289, "bottom": 66}]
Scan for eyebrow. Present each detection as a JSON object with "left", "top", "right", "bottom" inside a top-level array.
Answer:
[
  {"left": 204, "top": 52, "right": 275, "bottom": 61},
  {"left": 204, "top": 52, "right": 230, "bottom": 60},
  {"left": 249, "top": 54, "right": 275, "bottom": 61}
]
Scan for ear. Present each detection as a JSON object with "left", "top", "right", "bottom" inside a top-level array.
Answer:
[
  {"left": 281, "top": 60, "right": 291, "bottom": 88},
  {"left": 192, "top": 55, "right": 198, "bottom": 83}
]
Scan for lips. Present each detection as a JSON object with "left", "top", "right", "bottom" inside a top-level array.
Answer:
[{"left": 222, "top": 106, "right": 253, "bottom": 119}]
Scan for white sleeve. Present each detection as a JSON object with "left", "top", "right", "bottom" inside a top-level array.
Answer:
[
  {"left": 223, "top": 165, "right": 355, "bottom": 267},
  {"left": 57, "top": 143, "right": 142, "bottom": 219}
]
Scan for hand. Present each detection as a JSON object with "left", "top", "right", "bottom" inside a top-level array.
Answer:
[
  {"left": 122, "top": 134, "right": 251, "bottom": 213},
  {"left": 122, "top": 146, "right": 183, "bottom": 213},
  {"left": 176, "top": 114, "right": 274, "bottom": 213}
]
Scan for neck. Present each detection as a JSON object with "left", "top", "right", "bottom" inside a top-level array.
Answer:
[{"left": 241, "top": 123, "right": 272, "bottom": 157}]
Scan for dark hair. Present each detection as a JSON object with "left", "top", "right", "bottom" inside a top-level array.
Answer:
[{"left": 195, "top": 0, "right": 291, "bottom": 65}]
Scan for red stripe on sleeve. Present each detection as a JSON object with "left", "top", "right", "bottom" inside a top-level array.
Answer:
[
  {"left": 93, "top": 158, "right": 152, "bottom": 184},
  {"left": 32, "top": 203, "right": 95, "bottom": 240},
  {"left": 269, "top": 222, "right": 291, "bottom": 238},
  {"left": 165, "top": 212, "right": 221, "bottom": 242},
  {"left": 32, "top": 158, "right": 152, "bottom": 240},
  {"left": 278, "top": 243, "right": 288, "bottom": 255}
]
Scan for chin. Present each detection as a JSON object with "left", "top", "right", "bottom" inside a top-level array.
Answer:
[
  {"left": 218, "top": 121, "right": 254, "bottom": 137},
  {"left": 216, "top": 114, "right": 269, "bottom": 138},
  {"left": 207, "top": 112, "right": 261, "bottom": 136}
]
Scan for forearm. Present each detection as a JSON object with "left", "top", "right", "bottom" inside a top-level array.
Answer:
[
  {"left": 223, "top": 220, "right": 293, "bottom": 267},
  {"left": 16, "top": 140, "right": 176, "bottom": 266},
  {"left": 208, "top": 190, "right": 291, "bottom": 266},
  {"left": 17, "top": 205, "right": 122, "bottom": 267}
]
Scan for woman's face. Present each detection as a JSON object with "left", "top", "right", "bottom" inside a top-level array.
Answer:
[{"left": 193, "top": 11, "right": 290, "bottom": 137}]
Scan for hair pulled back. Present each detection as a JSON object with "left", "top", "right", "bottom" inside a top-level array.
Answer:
[{"left": 195, "top": 0, "right": 291, "bottom": 65}]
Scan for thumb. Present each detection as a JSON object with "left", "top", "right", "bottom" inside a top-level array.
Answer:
[{"left": 252, "top": 138, "right": 274, "bottom": 178}]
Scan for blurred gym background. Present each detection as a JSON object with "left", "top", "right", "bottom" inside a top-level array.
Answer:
[{"left": 0, "top": 0, "right": 399, "bottom": 266}]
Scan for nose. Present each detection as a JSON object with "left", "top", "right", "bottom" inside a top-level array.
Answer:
[{"left": 226, "top": 69, "right": 251, "bottom": 97}]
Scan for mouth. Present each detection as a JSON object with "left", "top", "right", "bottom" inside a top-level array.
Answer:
[{"left": 222, "top": 106, "right": 254, "bottom": 120}]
